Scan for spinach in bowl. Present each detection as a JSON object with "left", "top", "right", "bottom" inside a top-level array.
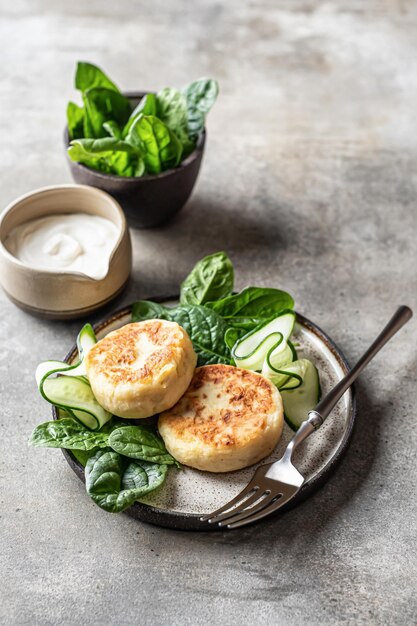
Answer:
[{"left": 66, "top": 61, "right": 219, "bottom": 178}]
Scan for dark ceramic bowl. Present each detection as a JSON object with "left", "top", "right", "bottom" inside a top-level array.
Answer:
[{"left": 64, "top": 92, "right": 206, "bottom": 229}]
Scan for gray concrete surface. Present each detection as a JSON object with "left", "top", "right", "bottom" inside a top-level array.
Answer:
[{"left": 1, "top": 1, "right": 417, "bottom": 624}]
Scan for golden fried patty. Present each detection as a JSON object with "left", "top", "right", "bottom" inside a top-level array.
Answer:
[
  {"left": 158, "top": 364, "right": 283, "bottom": 472},
  {"left": 85, "top": 320, "right": 197, "bottom": 418}
]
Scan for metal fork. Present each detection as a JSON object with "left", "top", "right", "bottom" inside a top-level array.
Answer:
[{"left": 200, "top": 305, "right": 412, "bottom": 529}]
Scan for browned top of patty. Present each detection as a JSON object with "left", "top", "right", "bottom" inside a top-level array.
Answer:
[
  {"left": 159, "top": 364, "right": 280, "bottom": 448},
  {"left": 85, "top": 320, "right": 192, "bottom": 385}
]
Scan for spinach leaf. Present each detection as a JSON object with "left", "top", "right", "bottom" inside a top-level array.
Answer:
[
  {"left": 29, "top": 418, "right": 109, "bottom": 450},
  {"left": 125, "top": 114, "right": 182, "bottom": 174},
  {"left": 224, "top": 327, "right": 245, "bottom": 350},
  {"left": 186, "top": 108, "right": 205, "bottom": 143},
  {"left": 108, "top": 426, "right": 176, "bottom": 465},
  {"left": 131, "top": 300, "right": 170, "bottom": 321},
  {"left": 156, "top": 88, "right": 195, "bottom": 156},
  {"left": 184, "top": 78, "right": 219, "bottom": 115},
  {"left": 131, "top": 301, "right": 231, "bottom": 365},
  {"left": 67, "top": 102, "right": 85, "bottom": 140},
  {"left": 83, "top": 111, "right": 94, "bottom": 138},
  {"left": 183, "top": 78, "right": 219, "bottom": 140},
  {"left": 75, "top": 61, "right": 120, "bottom": 93},
  {"left": 206, "top": 287, "right": 294, "bottom": 322},
  {"left": 72, "top": 137, "right": 137, "bottom": 155},
  {"left": 67, "top": 64, "right": 219, "bottom": 174},
  {"left": 169, "top": 305, "right": 231, "bottom": 365},
  {"left": 123, "top": 93, "right": 157, "bottom": 137},
  {"left": 86, "top": 450, "right": 131, "bottom": 512},
  {"left": 68, "top": 138, "right": 145, "bottom": 177},
  {"left": 133, "top": 93, "right": 157, "bottom": 117},
  {"left": 85, "top": 449, "right": 167, "bottom": 512},
  {"left": 180, "top": 251, "right": 234, "bottom": 306},
  {"left": 122, "top": 460, "right": 168, "bottom": 495},
  {"left": 71, "top": 448, "right": 96, "bottom": 467},
  {"left": 223, "top": 317, "right": 267, "bottom": 332},
  {"left": 83, "top": 87, "right": 132, "bottom": 138},
  {"left": 105, "top": 151, "right": 145, "bottom": 177},
  {"left": 103, "top": 120, "right": 122, "bottom": 139},
  {"left": 156, "top": 87, "right": 187, "bottom": 126}
]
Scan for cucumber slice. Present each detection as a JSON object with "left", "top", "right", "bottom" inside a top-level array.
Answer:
[
  {"left": 232, "top": 311, "right": 295, "bottom": 370},
  {"left": 288, "top": 340, "right": 298, "bottom": 361},
  {"left": 77, "top": 323, "right": 97, "bottom": 360},
  {"left": 35, "top": 324, "right": 97, "bottom": 384},
  {"left": 35, "top": 359, "right": 86, "bottom": 385},
  {"left": 281, "top": 359, "right": 321, "bottom": 430},
  {"left": 41, "top": 377, "right": 110, "bottom": 430},
  {"left": 36, "top": 323, "right": 112, "bottom": 431},
  {"left": 262, "top": 356, "right": 304, "bottom": 390}
]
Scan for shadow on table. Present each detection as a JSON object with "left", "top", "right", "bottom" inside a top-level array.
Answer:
[
  {"left": 165, "top": 195, "right": 289, "bottom": 253},
  {"left": 124, "top": 191, "right": 334, "bottom": 310},
  {"left": 20, "top": 193, "right": 323, "bottom": 330}
]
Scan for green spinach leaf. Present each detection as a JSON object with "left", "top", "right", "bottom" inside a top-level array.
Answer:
[
  {"left": 29, "top": 418, "right": 109, "bottom": 450},
  {"left": 156, "top": 88, "right": 195, "bottom": 156},
  {"left": 133, "top": 93, "right": 157, "bottom": 117},
  {"left": 187, "top": 108, "right": 205, "bottom": 142},
  {"left": 67, "top": 102, "right": 85, "bottom": 140},
  {"left": 123, "top": 93, "right": 157, "bottom": 137},
  {"left": 169, "top": 305, "right": 231, "bottom": 365},
  {"left": 184, "top": 78, "right": 219, "bottom": 114},
  {"left": 180, "top": 251, "right": 234, "bottom": 306},
  {"left": 131, "top": 300, "right": 170, "bottom": 321},
  {"left": 71, "top": 448, "right": 96, "bottom": 467},
  {"left": 85, "top": 449, "right": 168, "bottom": 512},
  {"left": 224, "top": 327, "right": 245, "bottom": 350},
  {"left": 156, "top": 87, "right": 187, "bottom": 126},
  {"left": 206, "top": 287, "right": 294, "bottom": 323},
  {"left": 67, "top": 64, "right": 219, "bottom": 175},
  {"left": 108, "top": 426, "right": 176, "bottom": 465},
  {"left": 68, "top": 138, "right": 145, "bottom": 177},
  {"left": 103, "top": 120, "right": 122, "bottom": 139},
  {"left": 122, "top": 460, "right": 168, "bottom": 495},
  {"left": 125, "top": 114, "right": 182, "bottom": 174},
  {"left": 75, "top": 61, "right": 120, "bottom": 93},
  {"left": 223, "top": 317, "right": 267, "bottom": 332},
  {"left": 183, "top": 78, "right": 219, "bottom": 140},
  {"left": 83, "top": 87, "right": 131, "bottom": 138}
]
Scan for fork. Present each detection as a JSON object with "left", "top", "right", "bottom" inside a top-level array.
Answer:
[{"left": 200, "top": 305, "right": 412, "bottom": 529}]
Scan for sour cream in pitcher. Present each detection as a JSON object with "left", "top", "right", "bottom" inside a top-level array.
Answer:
[{"left": 5, "top": 213, "right": 119, "bottom": 280}]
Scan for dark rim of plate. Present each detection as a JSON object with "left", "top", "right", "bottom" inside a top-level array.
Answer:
[{"left": 53, "top": 296, "right": 357, "bottom": 531}]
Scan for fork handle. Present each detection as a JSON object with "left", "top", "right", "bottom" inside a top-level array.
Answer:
[
  {"left": 310, "top": 305, "right": 412, "bottom": 425},
  {"left": 284, "top": 305, "right": 413, "bottom": 458}
]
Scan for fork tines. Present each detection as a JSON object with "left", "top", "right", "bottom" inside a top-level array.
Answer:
[{"left": 200, "top": 466, "right": 290, "bottom": 528}]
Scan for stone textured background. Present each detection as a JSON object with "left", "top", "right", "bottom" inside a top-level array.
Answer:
[{"left": 1, "top": 1, "right": 416, "bottom": 624}]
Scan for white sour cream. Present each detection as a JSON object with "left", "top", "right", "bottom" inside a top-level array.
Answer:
[{"left": 5, "top": 213, "right": 120, "bottom": 280}]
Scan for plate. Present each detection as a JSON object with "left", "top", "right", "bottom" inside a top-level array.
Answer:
[{"left": 55, "top": 297, "right": 356, "bottom": 530}]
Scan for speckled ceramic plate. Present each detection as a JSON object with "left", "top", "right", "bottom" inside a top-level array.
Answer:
[{"left": 56, "top": 298, "right": 356, "bottom": 530}]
